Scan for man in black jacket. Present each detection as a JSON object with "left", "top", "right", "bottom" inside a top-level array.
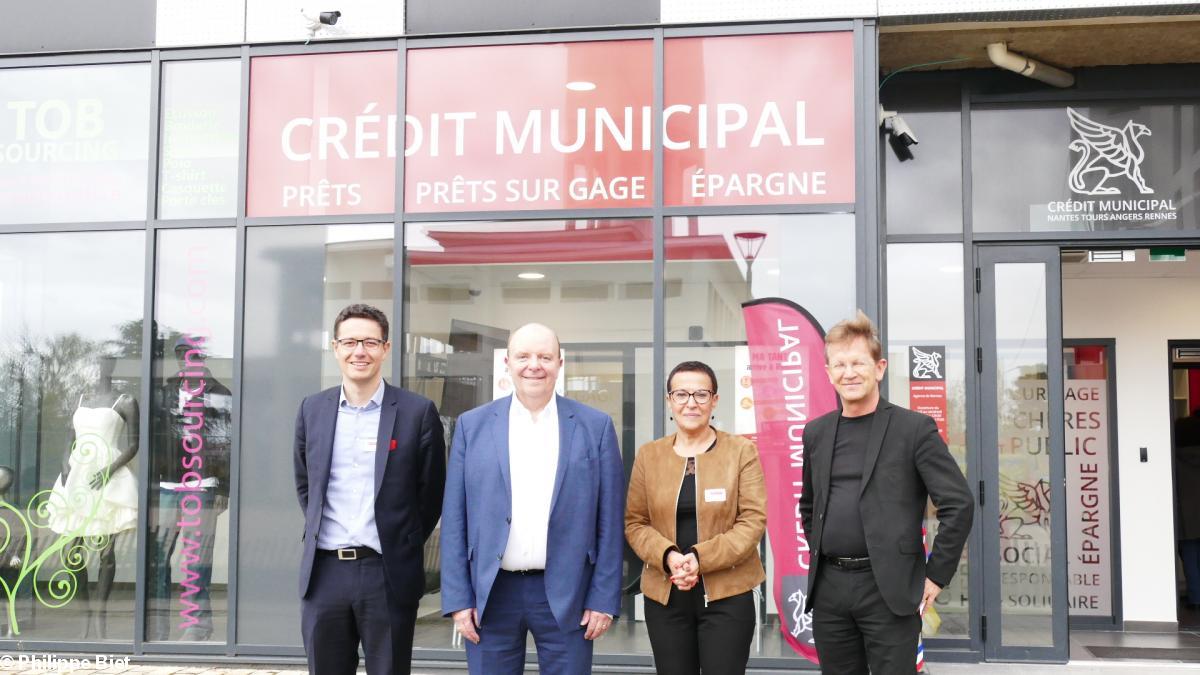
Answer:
[{"left": 800, "top": 311, "right": 973, "bottom": 674}]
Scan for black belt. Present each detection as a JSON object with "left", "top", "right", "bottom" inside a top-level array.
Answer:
[
  {"left": 822, "top": 554, "right": 871, "bottom": 571},
  {"left": 318, "top": 546, "right": 380, "bottom": 561},
  {"left": 500, "top": 568, "right": 545, "bottom": 576}
]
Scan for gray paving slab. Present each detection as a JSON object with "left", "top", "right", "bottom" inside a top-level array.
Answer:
[{"left": 1, "top": 657, "right": 1197, "bottom": 673}]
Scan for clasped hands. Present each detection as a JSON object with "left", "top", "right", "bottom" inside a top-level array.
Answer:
[{"left": 667, "top": 550, "right": 699, "bottom": 591}]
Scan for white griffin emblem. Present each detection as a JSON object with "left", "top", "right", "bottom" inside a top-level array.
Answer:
[
  {"left": 786, "top": 589, "right": 815, "bottom": 642},
  {"left": 910, "top": 347, "right": 943, "bottom": 380},
  {"left": 1067, "top": 107, "right": 1153, "bottom": 196}
]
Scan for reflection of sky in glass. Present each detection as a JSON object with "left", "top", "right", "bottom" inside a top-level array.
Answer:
[
  {"left": 0, "top": 64, "right": 151, "bottom": 224},
  {"left": 0, "top": 232, "right": 144, "bottom": 343},
  {"left": 327, "top": 224, "right": 394, "bottom": 245},
  {"left": 159, "top": 59, "right": 241, "bottom": 220},
  {"left": 682, "top": 213, "right": 856, "bottom": 332},
  {"left": 154, "top": 228, "right": 237, "bottom": 357},
  {"left": 885, "top": 110, "right": 963, "bottom": 235},
  {"left": 995, "top": 263, "right": 1047, "bottom": 374},
  {"left": 887, "top": 243, "right": 964, "bottom": 340}
]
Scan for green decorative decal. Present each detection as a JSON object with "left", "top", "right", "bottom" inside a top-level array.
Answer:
[{"left": 0, "top": 433, "right": 113, "bottom": 635}]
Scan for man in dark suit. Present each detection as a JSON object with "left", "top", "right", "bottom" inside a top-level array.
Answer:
[
  {"left": 800, "top": 311, "right": 973, "bottom": 674},
  {"left": 440, "top": 322, "right": 624, "bottom": 675},
  {"left": 294, "top": 303, "right": 446, "bottom": 675}
]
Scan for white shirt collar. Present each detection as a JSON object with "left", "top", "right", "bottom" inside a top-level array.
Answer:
[{"left": 510, "top": 394, "right": 558, "bottom": 424}]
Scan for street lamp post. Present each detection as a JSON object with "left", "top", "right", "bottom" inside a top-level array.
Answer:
[{"left": 733, "top": 231, "right": 767, "bottom": 293}]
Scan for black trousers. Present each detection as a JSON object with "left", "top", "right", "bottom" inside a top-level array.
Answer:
[
  {"left": 300, "top": 554, "right": 418, "bottom": 675},
  {"left": 644, "top": 585, "right": 755, "bottom": 675},
  {"left": 811, "top": 565, "right": 920, "bottom": 675}
]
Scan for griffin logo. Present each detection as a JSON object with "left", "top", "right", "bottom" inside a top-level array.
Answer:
[
  {"left": 1067, "top": 107, "right": 1153, "bottom": 196},
  {"left": 786, "top": 588, "right": 815, "bottom": 642},
  {"left": 910, "top": 347, "right": 943, "bottom": 380}
]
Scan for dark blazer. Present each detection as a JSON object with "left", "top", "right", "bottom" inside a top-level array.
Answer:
[
  {"left": 293, "top": 382, "right": 446, "bottom": 606},
  {"left": 799, "top": 399, "right": 973, "bottom": 615},
  {"left": 440, "top": 395, "right": 625, "bottom": 633}
]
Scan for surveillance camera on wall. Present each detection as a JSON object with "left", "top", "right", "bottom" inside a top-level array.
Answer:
[
  {"left": 301, "top": 9, "right": 342, "bottom": 41},
  {"left": 879, "top": 106, "right": 918, "bottom": 162}
]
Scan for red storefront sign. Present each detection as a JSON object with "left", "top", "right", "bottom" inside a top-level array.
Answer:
[
  {"left": 908, "top": 345, "right": 949, "bottom": 443},
  {"left": 247, "top": 51, "right": 397, "bottom": 217},
  {"left": 245, "top": 33, "right": 855, "bottom": 216},
  {"left": 664, "top": 32, "right": 855, "bottom": 206},
  {"left": 404, "top": 40, "right": 654, "bottom": 212}
]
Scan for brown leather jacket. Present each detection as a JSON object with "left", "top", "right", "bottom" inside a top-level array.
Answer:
[{"left": 624, "top": 429, "right": 767, "bottom": 605}]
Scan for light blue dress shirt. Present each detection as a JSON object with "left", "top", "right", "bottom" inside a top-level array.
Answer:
[{"left": 316, "top": 379, "right": 384, "bottom": 553}]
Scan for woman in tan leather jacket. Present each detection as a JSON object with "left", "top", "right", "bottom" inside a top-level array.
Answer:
[{"left": 625, "top": 361, "right": 767, "bottom": 674}]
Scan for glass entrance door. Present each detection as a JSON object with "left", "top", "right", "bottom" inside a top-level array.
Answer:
[{"left": 976, "top": 245, "right": 1068, "bottom": 661}]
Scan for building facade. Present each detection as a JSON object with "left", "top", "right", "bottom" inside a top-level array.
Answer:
[{"left": 1, "top": 0, "right": 1198, "bottom": 668}]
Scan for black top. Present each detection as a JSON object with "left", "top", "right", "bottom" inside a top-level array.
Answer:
[
  {"left": 677, "top": 466, "right": 698, "bottom": 553},
  {"left": 668, "top": 434, "right": 718, "bottom": 572},
  {"left": 822, "top": 412, "right": 873, "bottom": 557}
]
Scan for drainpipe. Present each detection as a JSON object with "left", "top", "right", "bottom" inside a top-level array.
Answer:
[{"left": 986, "top": 42, "right": 1075, "bottom": 88}]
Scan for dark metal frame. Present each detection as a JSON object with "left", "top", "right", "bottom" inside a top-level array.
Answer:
[
  {"left": 1062, "top": 338, "right": 1124, "bottom": 632},
  {"left": 0, "top": 17, "right": 878, "bottom": 671},
  {"left": 976, "top": 244, "right": 1069, "bottom": 663}
]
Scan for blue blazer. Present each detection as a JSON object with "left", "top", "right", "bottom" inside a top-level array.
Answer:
[
  {"left": 440, "top": 395, "right": 625, "bottom": 632},
  {"left": 293, "top": 382, "right": 446, "bottom": 606}
]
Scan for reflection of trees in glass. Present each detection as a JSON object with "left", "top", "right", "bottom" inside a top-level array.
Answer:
[{"left": 0, "top": 328, "right": 129, "bottom": 634}]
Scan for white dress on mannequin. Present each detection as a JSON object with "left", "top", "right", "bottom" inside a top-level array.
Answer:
[{"left": 47, "top": 394, "right": 138, "bottom": 536}]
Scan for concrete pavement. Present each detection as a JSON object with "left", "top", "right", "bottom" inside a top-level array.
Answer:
[{"left": 0, "top": 656, "right": 1196, "bottom": 674}]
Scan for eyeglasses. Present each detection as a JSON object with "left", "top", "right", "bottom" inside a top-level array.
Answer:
[
  {"left": 826, "top": 360, "right": 876, "bottom": 375},
  {"left": 334, "top": 338, "right": 385, "bottom": 351},
  {"left": 668, "top": 389, "right": 713, "bottom": 405}
]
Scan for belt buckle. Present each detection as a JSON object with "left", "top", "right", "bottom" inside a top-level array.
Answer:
[{"left": 337, "top": 548, "right": 357, "bottom": 561}]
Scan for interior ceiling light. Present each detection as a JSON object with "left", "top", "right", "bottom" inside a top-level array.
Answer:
[
  {"left": 566, "top": 81, "right": 596, "bottom": 92},
  {"left": 1087, "top": 250, "right": 1135, "bottom": 263},
  {"left": 518, "top": 272, "right": 545, "bottom": 280}
]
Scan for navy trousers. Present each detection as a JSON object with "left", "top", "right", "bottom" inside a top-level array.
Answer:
[
  {"left": 301, "top": 553, "right": 417, "bottom": 675},
  {"left": 465, "top": 570, "right": 592, "bottom": 675}
]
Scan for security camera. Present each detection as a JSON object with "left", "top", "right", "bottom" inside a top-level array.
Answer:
[
  {"left": 301, "top": 9, "right": 341, "bottom": 41},
  {"left": 879, "top": 106, "right": 918, "bottom": 162}
]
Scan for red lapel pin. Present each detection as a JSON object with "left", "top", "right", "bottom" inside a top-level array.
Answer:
[{"left": 389, "top": 439, "right": 398, "bottom": 451}]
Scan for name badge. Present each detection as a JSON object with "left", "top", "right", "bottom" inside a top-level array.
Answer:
[{"left": 704, "top": 488, "right": 727, "bottom": 503}]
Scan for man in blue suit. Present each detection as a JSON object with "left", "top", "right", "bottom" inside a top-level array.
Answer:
[
  {"left": 294, "top": 304, "right": 445, "bottom": 675},
  {"left": 440, "top": 323, "right": 625, "bottom": 675}
]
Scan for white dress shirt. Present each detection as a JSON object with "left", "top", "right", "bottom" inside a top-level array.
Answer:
[{"left": 501, "top": 395, "right": 559, "bottom": 571}]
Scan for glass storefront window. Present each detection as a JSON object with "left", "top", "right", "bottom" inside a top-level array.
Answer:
[
  {"left": 972, "top": 103, "right": 1200, "bottom": 233},
  {"left": 663, "top": 33, "right": 855, "bottom": 207},
  {"left": 247, "top": 52, "right": 397, "bottom": 217},
  {"left": 158, "top": 60, "right": 241, "bottom": 220},
  {"left": 404, "top": 40, "right": 653, "bottom": 213},
  {"left": 402, "top": 218, "right": 653, "bottom": 652},
  {"left": 238, "top": 222, "right": 394, "bottom": 645},
  {"left": 0, "top": 64, "right": 151, "bottom": 225},
  {"left": 885, "top": 243, "right": 970, "bottom": 638},
  {"left": 881, "top": 77, "right": 962, "bottom": 235},
  {"left": 660, "top": 214, "right": 855, "bottom": 658},
  {"left": 0, "top": 230, "right": 145, "bottom": 641},
  {"left": 147, "top": 228, "right": 236, "bottom": 642},
  {"left": 884, "top": 110, "right": 962, "bottom": 235}
]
